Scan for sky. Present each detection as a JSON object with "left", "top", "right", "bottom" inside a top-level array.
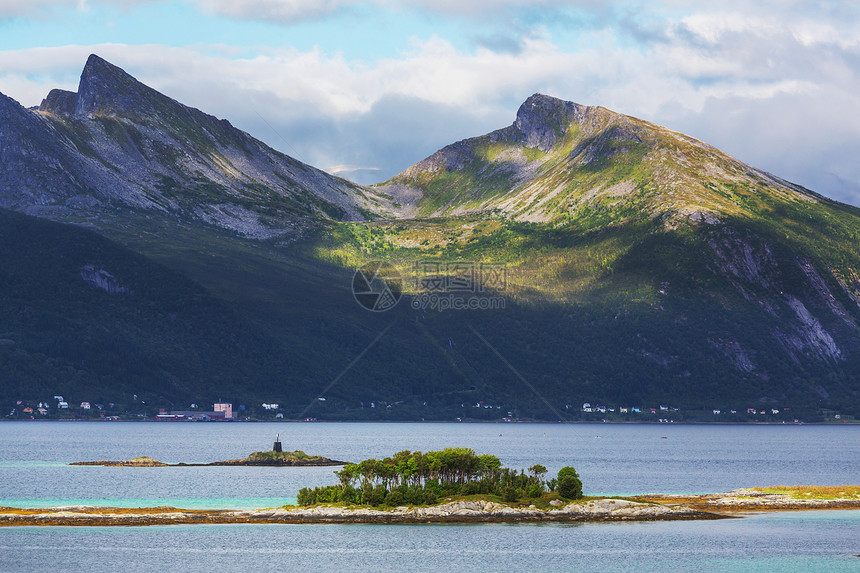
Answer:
[{"left": 1, "top": 1, "right": 859, "bottom": 206}]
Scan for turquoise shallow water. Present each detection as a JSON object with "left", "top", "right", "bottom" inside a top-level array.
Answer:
[
  {"left": 0, "top": 497, "right": 296, "bottom": 509},
  {"left": 0, "top": 421, "right": 858, "bottom": 571},
  {"left": 1, "top": 512, "right": 858, "bottom": 572}
]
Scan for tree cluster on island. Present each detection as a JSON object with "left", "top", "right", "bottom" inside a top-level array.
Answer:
[{"left": 297, "top": 447, "right": 583, "bottom": 507}]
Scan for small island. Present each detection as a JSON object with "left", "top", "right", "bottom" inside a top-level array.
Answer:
[
  {"left": 71, "top": 436, "right": 348, "bottom": 467},
  {"left": 2, "top": 487, "right": 859, "bottom": 527},
  {"left": 208, "top": 450, "right": 348, "bottom": 467},
  {"left": 71, "top": 451, "right": 347, "bottom": 467},
  {"left": 19, "top": 447, "right": 856, "bottom": 527}
]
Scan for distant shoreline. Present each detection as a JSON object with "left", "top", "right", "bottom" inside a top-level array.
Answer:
[{"left": 2, "top": 419, "right": 857, "bottom": 425}]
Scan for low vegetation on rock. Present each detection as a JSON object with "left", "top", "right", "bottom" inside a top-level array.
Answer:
[
  {"left": 215, "top": 450, "right": 346, "bottom": 466},
  {"left": 247, "top": 450, "right": 320, "bottom": 461},
  {"left": 753, "top": 485, "right": 860, "bottom": 500}
]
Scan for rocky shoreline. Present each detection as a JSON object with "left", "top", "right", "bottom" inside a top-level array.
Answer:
[
  {"left": 71, "top": 457, "right": 168, "bottom": 467},
  {"left": 635, "top": 489, "right": 860, "bottom": 512},
  {"left": 206, "top": 457, "right": 347, "bottom": 467},
  {"left": 0, "top": 499, "right": 719, "bottom": 527},
  {"left": 3, "top": 490, "right": 858, "bottom": 527}
]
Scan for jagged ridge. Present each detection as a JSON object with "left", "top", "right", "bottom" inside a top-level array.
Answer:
[{"left": 1, "top": 55, "right": 387, "bottom": 238}]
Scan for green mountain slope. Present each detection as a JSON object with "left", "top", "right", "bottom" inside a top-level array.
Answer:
[
  {"left": 376, "top": 94, "right": 826, "bottom": 226},
  {"left": 334, "top": 93, "right": 860, "bottom": 418},
  {"left": 297, "top": 212, "right": 860, "bottom": 420}
]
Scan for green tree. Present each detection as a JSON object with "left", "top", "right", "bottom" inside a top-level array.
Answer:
[
  {"left": 557, "top": 466, "right": 580, "bottom": 482},
  {"left": 528, "top": 464, "right": 548, "bottom": 479},
  {"left": 336, "top": 463, "right": 359, "bottom": 489},
  {"left": 556, "top": 466, "right": 583, "bottom": 499},
  {"left": 358, "top": 458, "right": 380, "bottom": 487},
  {"left": 384, "top": 490, "right": 404, "bottom": 507}
]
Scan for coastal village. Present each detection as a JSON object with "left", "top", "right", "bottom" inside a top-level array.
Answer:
[{"left": 4, "top": 395, "right": 850, "bottom": 423}]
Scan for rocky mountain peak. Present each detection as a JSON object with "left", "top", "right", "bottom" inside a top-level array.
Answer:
[
  {"left": 74, "top": 54, "right": 164, "bottom": 118},
  {"left": 2, "top": 54, "right": 384, "bottom": 232},
  {"left": 0, "top": 91, "right": 21, "bottom": 116},
  {"left": 39, "top": 89, "right": 77, "bottom": 116},
  {"left": 513, "top": 93, "right": 586, "bottom": 151}
]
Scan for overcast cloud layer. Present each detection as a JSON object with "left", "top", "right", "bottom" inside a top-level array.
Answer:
[{"left": 1, "top": 1, "right": 859, "bottom": 206}]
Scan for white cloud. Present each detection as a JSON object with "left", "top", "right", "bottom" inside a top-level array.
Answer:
[
  {"left": 0, "top": 0, "right": 146, "bottom": 17},
  {"left": 0, "top": 0, "right": 72, "bottom": 17},
  {"left": 325, "top": 164, "right": 381, "bottom": 175},
  {"left": 189, "top": 0, "right": 604, "bottom": 24},
  {"left": 192, "top": 0, "right": 352, "bottom": 23}
]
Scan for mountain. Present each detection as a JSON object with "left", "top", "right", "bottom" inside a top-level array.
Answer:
[
  {"left": 377, "top": 93, "right": 825, "bottom": 224},
  {"left": 0, "top": 55, "right": 385, "bottom": 239},
  {"left": 358, "top": 94, "right": 860, "bottom": 417},
  {"left": 2, "top": 60, "right": 860, "bottom": 421}
]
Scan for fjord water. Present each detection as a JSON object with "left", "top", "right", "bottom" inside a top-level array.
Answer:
[
  {"left": 0, "top": 422, "right": 858, "bottom": 571},
  {"left": 2, "top": 512, "right": 859, "bottom": 572},
  {"left": 1, "top": 422, "right": 858, "bottom": 507}
]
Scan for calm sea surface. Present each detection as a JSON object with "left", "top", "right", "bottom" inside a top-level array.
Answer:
[{"left": 0, "top": 422, "right": 858, "bottom": 571}]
